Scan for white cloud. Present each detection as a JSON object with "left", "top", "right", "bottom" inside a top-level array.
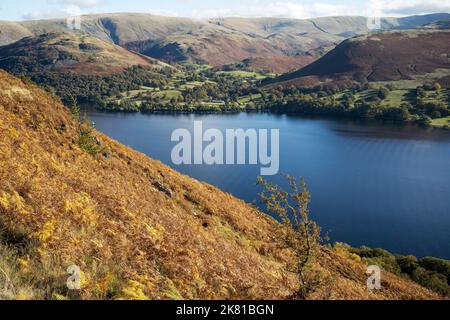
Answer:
[
  {"left": 370, "top": 0, "right": 450, "bottom": 16},
  {"left": 147, "top": 9, "right": 182, "bottom": 17},
  {"left": 187, "top": 2, "right": 353, "bottom": 19},
  {"left": 22, "top": 9, "right": 71, "bottom": 20},
  {"left": 19, "top": 0, "right": 450, "bottom": 21},
  {"left": 22, "top": 0, "right": 105, "bottom": 20},
  {"left": 163, "top": 0, "right": 450, "bottom": 19},
  {"left": 50, "top": 0, "right": 105, "bottom": 9}
]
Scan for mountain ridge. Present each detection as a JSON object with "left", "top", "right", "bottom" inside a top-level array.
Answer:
[{"left": 1, "top": 13, "right": 449, "bottom": 73}]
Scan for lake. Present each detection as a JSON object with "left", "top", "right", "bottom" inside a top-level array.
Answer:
[{"left": 86, "top": 110, "right": 450, "bottom": 259}]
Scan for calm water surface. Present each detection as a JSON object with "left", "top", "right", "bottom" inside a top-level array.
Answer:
[{"left": 86, "top": 111, "right": 450, "bottom": 258}]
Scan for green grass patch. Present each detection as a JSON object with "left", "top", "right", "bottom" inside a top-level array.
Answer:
[
  {"left": 217, "top": 70, "right": 266, "bottom": 80},
  {"left": 238, "top": 93, "right": 262, "bottom": 104},
  {"left": 180, "top": 81, "right": 207, "bottom": 89},
  {"left": 382, "top": 89, "right": 410, "bottom": 107},
  {"left": 432, "top": 116, "right": 450, "bottom": 127},
  {"left": 152, "top": 90, "right": 183, "bottom": 100}
]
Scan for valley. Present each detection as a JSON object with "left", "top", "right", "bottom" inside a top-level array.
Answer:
[
  {"left": 1, "top": 17, "right": 450, "bottom": 127},
  {"left": 1, "top": 9, "right": 450, "bottom": 301}
]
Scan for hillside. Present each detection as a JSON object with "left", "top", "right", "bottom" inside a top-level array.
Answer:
[
  {"left": 0, "top": 31, "right": 167, "bottom": 76},
  {"left": 272, "top": 30, "right": 450, "bottom": 87},
  {"left": 1, "top": 13, "right": 449, "bottom": 73},
  {"left": 425, "top": 18, "right": 450, "bottom": 29},
  {"left": 215, "top": 55, "right": 318, "bottom": 74},
  {"left": 0, "top": 70, "right": 442, "bottom": 300},
  {"left": 0, "top": 32, "right": 175, "bottom": 106}
]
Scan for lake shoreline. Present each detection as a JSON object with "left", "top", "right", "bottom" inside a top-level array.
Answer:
[{"left": 85, "top": 106, "right": 450, "bottom": 131}]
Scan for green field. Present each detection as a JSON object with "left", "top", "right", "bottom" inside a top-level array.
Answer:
[
  {"left": 152, "top": 90, "right": 183, "bottom": 99},
  {"left": 238, "top": 93, "right": 262, "bottom": 104},
  {"left": 432, "top": 116, "right": 450, "bottom": 127},
  {"left": 216, "top": 70, "right": 266, "bottom": 80},
  {"left": 382, "top": 89, "right": 409, "bottom": 106}
]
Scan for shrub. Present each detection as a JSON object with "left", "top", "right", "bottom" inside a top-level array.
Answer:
[
  {"left": 412, "top": 267, "right": 450, "bottom": 297},
  {"left": 350, "top": 247, "right": 401, "bottom": 274},
  {"left": 419, "top": 257, "right": 450, "bottom": 283},
  {"left": 378, "top": 87, "right": 389, "bottom": 100},
  {"left": 416, "top": 115, "right": 432, "bottom": 126},
  {"left": 78, "top": 125, "right": 108, "bottom": 157},
  {"left": 351, "top": 246, "right": 391, "bottom": 259},
  {"left": 379, "top": 107, "right": 410, "bottom": 121},
  {"left": 430, "top": 111, "right": 442, "bottom": 119},
  {"left": 396, "top": 255, "right": 419, "bottom": 275}
]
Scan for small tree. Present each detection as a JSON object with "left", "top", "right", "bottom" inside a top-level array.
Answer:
[
  {"left": 378, "top": 87, "right": 389, "bottom": 100},
  {"left": 68, "top": 94, "right": 81, "bottom": 120},
  {"left": 257, "top": 175, "right": 322, "bottom": 298}
]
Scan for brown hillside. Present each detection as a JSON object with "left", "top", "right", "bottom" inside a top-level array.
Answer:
[
  {"left": 0, "top": 32, "right": 167, "bottom": 76},
  {"left": 124, "top": 30, "right": 320, "bottom": 72},
  {"left": 0, "top": 70, "right": 441, "bottom": 300},
  {"left": 234, "top": 55, "right": 318, "bottom": 74},
  {"left": 273, "top": 30, "right": 450, "bottom": 87}
]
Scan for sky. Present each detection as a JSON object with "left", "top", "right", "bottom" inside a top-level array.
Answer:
[{"left": 0, "top": 0, "right": 450, "bottom": 21}]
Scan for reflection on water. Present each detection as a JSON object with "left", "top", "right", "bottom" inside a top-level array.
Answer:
[{"left": 86, "top": 110, "right": 450, "bottom": 259}]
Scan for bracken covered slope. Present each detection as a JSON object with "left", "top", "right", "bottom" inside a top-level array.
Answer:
[{"left": 0, "top": 70, "right": 440, "bottom": 300}]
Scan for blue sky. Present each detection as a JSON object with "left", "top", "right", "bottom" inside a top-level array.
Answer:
[{"left": 1, "top": 0, "right": 449, "bottom": 21}]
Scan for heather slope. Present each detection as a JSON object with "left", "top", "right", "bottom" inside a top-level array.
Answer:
[
  {"left": 272, "top": 30, "right": 450, "bottom": 87},
  {"left": 0, "top": 70, "right": 440, "bottom": 300}
]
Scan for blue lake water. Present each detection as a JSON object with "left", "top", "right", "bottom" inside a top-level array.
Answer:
[{"left": 86, "top": 111, "right": 450, "bottom": 259}]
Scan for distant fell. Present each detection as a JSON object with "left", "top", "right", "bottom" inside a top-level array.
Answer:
[
  {"left": 271, "top": 30, "right": 450, "bottom": 87},
  {"left": 0, "top": 32, "right": 167, "bottom": 76}
]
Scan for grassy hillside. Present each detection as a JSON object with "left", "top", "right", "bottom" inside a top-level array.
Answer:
[
  {"left": 1, "top": 13, "right": 449, "bottom": 73},
  {"left": 0, "top": 70, "right": 443, "bottom": 300}
]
